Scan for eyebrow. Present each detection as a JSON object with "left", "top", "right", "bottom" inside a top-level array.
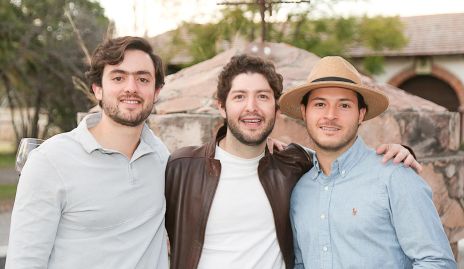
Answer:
[
  {"left": 310, "top": 97, "right": 355, "bottom": 102},
  {"left": 230, "top": 89, "right": 273, "bottom": 93},
  {"left": 108, "top": 69, "right": 153, "bottom": 76}
]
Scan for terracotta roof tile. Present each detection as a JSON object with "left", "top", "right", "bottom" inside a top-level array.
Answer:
[{"left": 347, "top": 13, "right": 464, "bottom": 57}]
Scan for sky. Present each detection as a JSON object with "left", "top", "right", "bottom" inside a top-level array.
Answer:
[{"left": 97, "top": 0, "right": 464, "bottom": 37}]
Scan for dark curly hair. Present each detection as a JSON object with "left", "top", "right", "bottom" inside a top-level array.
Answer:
[
  {"left": 85, "top": 36, "right": 165, "bottom": 91},
  {"left": 217, "top": 54, "right": 283, "bottom": 109}
]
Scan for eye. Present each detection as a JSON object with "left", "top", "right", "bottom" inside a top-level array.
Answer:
[
  {"left": 232, "top": 94, "right": 245, "bottom": 100},
  {"left": 314, "top": 102, "right": 325, "bottom": 107},
  {"left": 258, "top": 94, "right": 270, "bottom": 100},
  {"left": 139, "top": 77, "right": 150, "bottom": 83},
  {"left": 112, "top": 76, "right": 123, "bottom": 82},
  {"left": 340, "top": 103, "right": 351, "bottom": 109}
]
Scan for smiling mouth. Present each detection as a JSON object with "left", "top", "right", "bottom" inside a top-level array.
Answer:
[
  {"left": 121, "top": 99, "right": 141, "bottom": 104},
  {"left": 239, "top": 117, "right": 264, "bottom": 129},
  {"left": 320, "top": 126, "right": 340, "bottom": 131},
  {"left": 242, "top": 119, "right": 262, "bottom": 123}
]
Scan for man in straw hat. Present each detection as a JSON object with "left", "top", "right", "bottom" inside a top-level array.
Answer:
[
  {"left": 280, "top": 56, "right": 456, "bottom": 268},
  {"left": 165, "top": 54, "right": 422, "bottom": 269}
]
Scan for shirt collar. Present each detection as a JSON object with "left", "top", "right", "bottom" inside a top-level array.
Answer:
[
  {"left": 308, "top": 148, "right": 321, "bottom": 172},
  {"left": 311, "top": 136, "right": 368, "bottom": 180},
  {"left": 73, "top": 112, "right": 158, "bottom": 157},
  {"left": 73, "top": 112, "right": 103, "bottom": 153},
  {"left": 332, "top": 136, "right": 368, "bottom": 177}
]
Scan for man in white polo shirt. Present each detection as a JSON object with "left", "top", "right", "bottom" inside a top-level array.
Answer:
[{"left": 6, "top": 36, "right": 169, "bottom": 268}]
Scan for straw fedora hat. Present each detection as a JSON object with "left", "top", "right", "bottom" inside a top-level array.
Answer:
[{"left": 279, "top": 56, "right": 389, "bottom": 121}]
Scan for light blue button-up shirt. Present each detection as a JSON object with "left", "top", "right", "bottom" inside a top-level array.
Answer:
[{"left": 290, "top": 137, "right": 456, "bottom": 269}]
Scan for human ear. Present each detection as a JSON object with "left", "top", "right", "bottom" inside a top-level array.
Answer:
[
  {"left": 358, "top": 107, "right": 367, "bottom": 123},
  {"left": 217, "top": 100, "right": 226, "bottom": 119},
  {"left": 92, "top": 83, "right": 103, "bottom": 101}
]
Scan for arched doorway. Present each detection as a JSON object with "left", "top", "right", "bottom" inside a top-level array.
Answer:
[
  {"left": 399, "top": 75, "right": 459, "bottom": 112},
  {"left": 389, "top": 64, "right": 464, "bottom": 143}
]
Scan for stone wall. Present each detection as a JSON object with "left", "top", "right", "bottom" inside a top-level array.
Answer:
[{"left": 148, "top": 114, "right": 223, "bottom": 152}]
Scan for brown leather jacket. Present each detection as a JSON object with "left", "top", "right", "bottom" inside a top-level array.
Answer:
[{"left": 165, "top": 126, "right": 313, "bottom": 269}]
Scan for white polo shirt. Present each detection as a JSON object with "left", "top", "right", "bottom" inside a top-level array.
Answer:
[{"left": 6, "top": 113, "right": 169, "bottom": 269}]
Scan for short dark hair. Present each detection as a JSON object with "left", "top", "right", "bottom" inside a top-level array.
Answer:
[
  {"left": 301, "top": 90, "right": 368, "bottom": 111},
  {"left": 85, "top": 36, "right": 165, "bottom": 90},
  {"left": 217, "top": 54, "right": 283, "bottom": 108}
]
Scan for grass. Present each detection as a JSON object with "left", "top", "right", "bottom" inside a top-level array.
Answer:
[
  {"left": 0, "top": 184, "right": 16, "bottom": 201},
  {"left": 0, "top": 152, "right": 15, "bottom": 168},
  {"left": 0, "top": 152, "right": 17, "bottom": 201}
]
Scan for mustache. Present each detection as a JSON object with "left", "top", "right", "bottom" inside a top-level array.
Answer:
[
  {"left": 318, "top": 120, "right": 341, "bottom": 128},
  {"left": 118, "top": 93, "right": 143, "bottom": 100},
  {"left": 239, "top": 113, "right": 264, "bottom": 119}
]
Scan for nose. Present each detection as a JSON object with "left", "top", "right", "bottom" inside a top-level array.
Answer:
[
  {"left": 245, "top": 96, "right": 258, "bottom": 112},
  {"left": 125, "top": 75, "right": 137, "bottom": 93},
  {"left": 324, "top": 105, "right": 337, "bottom": 120}
]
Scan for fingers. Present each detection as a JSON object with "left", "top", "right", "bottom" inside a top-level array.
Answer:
[
  {"left": 410, "top": 159, "right": 423, "bottom": 173},
  {"left": 266, "top": 138, "right": 274, "bottom": 154},
  {"left": 275, "top": 142, "right": 286, "bottom": 151},
  {"left": 392, "top": 148, "right": 410, "bottom": 164},
  {"left": 398, "top": 151, "right": 414, "bottom": 167},
  {"left": 381, "top": 144, "right": 397, "bottom": 163},
  {"left": 267, "top": 137, "right": 288, "bottom": 154},
  {"left": 395, "top": 151, "right": 423, "bottom": 173},
  {"left": 378, "top": 143, "right": 423, "bottom": 173},
  {"left": 376, "top": 143, "right": 389, "bottom": 155}
]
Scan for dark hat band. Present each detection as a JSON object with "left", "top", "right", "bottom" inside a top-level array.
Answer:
[{"left": 311, "top": 76, "right": 356, "bottom": 84}]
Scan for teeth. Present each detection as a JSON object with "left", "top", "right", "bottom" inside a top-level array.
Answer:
[
  {"left": 321, "top": 127, "right": 338, "bottom": 131},
  {"left": 243, "top": 119, "right": 261, "bottom": 123},
  {"left": 122, "top": 100, "right": 139, "bottom": 104}
]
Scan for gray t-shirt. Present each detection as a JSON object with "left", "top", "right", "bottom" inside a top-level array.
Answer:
[{"left": 6, "top": 113, "right": 170, "bottom": 269}]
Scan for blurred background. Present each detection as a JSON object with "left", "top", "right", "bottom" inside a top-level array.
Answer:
[{"left": 1, "top": 0, "right": 464, "bottom": 267}]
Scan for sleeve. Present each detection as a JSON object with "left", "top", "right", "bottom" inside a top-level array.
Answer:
[
  {"left": 164, "top": 155, "right": 177, "bottom": 244},
  {"left": 290, "top": 207, "right": 305, "bottom": 269},
  {"left": 6, "top": 149, "right": 65, "bottom": 269},
  {"left": 387, "top": 166, "right": 457, "bottom": 268}
]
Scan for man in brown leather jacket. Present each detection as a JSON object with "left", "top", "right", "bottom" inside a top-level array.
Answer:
[{"left": 165, "top": 54, "right": 419, "bottom": 269}]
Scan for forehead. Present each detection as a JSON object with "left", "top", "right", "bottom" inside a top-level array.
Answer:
[
  {"left": 103, "top": 49, "right": 155, "bottom": 75},
  {"left": 230, "top": 72, "right": 272, "bottom": 92},
  {"left": 309, "top": 87, "right": 358, "bottom": 100}
]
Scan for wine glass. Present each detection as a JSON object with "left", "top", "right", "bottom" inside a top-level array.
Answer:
[{"left": 15, "top": 138, "right": 44, "bottom": 174}]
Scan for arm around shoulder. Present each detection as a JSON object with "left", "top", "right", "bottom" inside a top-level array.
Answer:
[{"left": 275, "top": 143, "right": 313, "bottom": 173}]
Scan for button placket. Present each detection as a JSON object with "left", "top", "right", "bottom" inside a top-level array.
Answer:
[{"left": 319, "top": 176, "right": 332, "bottom": 268}]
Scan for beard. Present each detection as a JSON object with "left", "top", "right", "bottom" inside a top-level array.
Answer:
[
  {"left": 101, "top": 95, "right": 153, "bottom": 127},
  {"left": 309, "top": 121, "right": 359, "bottom": 153},
  {"left": 226, "top": 114, "right": 275, "bottom": 146}
]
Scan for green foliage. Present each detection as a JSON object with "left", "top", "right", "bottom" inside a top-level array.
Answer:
[
  {"left": 0, "top": 184, "right": 17, "bottom": 201},
  {"left": 0, "top": 0, "right": 109, "bottom": 143},
  {"left": 186, "top": 23, "right": 221, "bottom": 65},
  {"left": 166, "top": 3, "right": 407, "bottom": 75},
  {"left": 362, "top": 56, "right": 385, "bottom": 75},
  {"left": 0, "top": 153, "right": 15, "bottom": 168},
  {"left": 359, "top": 16, "right": 407, "bottom": 51}
]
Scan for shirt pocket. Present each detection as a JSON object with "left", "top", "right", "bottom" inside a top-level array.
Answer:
[{"left": 332, "top": 179, "right": 390, "bottom": 236}]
